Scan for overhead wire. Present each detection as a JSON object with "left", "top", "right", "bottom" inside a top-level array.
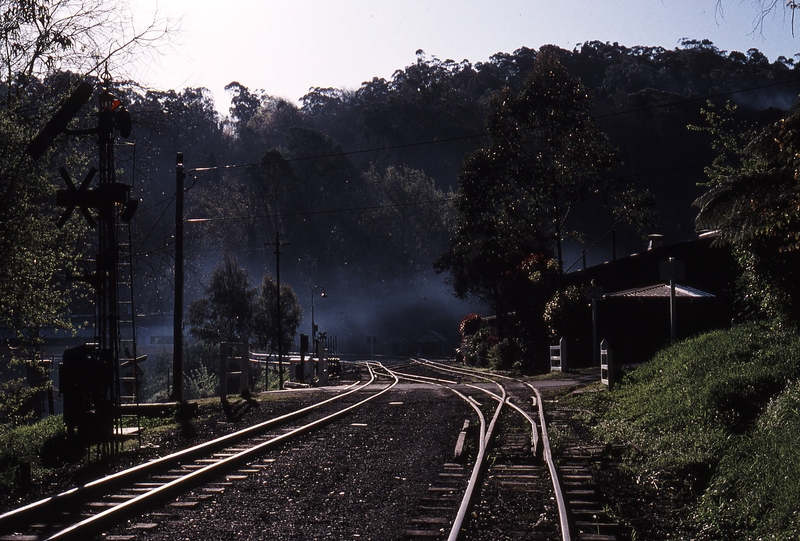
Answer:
[
  {"left": 185, "top": 196, "right": 454, "bottom": 224},
  {"left": 183, "top": 74, "right": 800, "bottom": 175}
]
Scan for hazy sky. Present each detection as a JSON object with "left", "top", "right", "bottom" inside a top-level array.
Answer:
[{"left": 127, "top": 0, "right": 799, "bottom": 113}]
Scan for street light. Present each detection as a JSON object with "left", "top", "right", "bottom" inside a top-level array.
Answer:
[{"left": 311, "top": 285, "right": 327, "bottom": 350}]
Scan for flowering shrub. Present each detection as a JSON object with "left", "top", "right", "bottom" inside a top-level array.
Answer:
[
  {"left": 543, "top": 285, "right": 585, "bottom": 338},
  {"left": 459, "top": 313, "right": 483, "bottom": 337},
  {"left": 461, "top": 327, "right": 491, "bottom": 366}
]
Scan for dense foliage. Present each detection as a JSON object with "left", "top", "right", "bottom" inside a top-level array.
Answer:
[
  {"left": 188, "top": 255, "right": 302, "bottom": 353},
  {"left": 252, "top": 273, "right": 303, "bottom": 355},
  {"left": 5, "top": 6, "right": 800, "bottom": 527},
  {"left": 185, "top": 256, "right": 302, "bottom": 397},
  {"left": 5, "top": 0, "right": 800, "bottom": 401},
  {"left": 94, "top": 42, "right": 800, "bottom": 359},
  {"left": 0, "top": 0, "right": 171, "bottom": 422},
  {"left": 696, "top": 100, "right": 800, "bottom": 324},
  {"left": 436, "top": 48, "right": 657, "bottom": 367},
  {"left": 0, "top": 414, "right": 71, "bottom": 489}
]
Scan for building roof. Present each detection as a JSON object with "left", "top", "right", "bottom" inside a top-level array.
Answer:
[
  {"left": 605, "top": 283, "right": 716, "bottom": 298},
  {"left": 416, "top": 330, "right": 448, "bottom": 343}
]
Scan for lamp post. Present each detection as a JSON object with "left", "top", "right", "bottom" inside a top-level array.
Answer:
[
  {"left": 311, "top": 285, "right": 327, "bottom": 351},
  {"left": 586, "top": 280, "right": 604, "bottom": 367},
  {"left": 660, "top": 257, "right": 685, "bottom": 345}
]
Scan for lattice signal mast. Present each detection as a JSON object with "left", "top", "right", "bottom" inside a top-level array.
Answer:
[{"left": 26, "top": 73, "right": 138, "bottom": 455}]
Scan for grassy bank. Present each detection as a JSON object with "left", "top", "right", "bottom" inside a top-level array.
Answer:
[
  {"left": 569, "top": 322, "right": 800, "bottom": 540},
  {"left": 0, "top": 415, "right": 72, "bottom": 489}
]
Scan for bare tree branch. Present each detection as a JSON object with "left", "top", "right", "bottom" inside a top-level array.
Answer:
[
  {"left": 1, "top": 0, "right": 177, "bottom": 92},
  {"left": 715, "top": 0, "right": 796, "bottom": 37}
]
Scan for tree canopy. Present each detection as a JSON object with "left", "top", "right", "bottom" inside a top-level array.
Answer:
[
  {"left": 188, "top": 255, "right": 256, "bottom": 344},
  {"left": 253, "top": 274, "right": 303, "bottom": 354},
  {"left": 188, "top": 255, "right": 302, "bottom": 350},
  {"left": 435, "top": 47, "right": 652, "bottom": 345},
  {"left": 0, "top": 1, "right": 170, "bottom": 351},
  {"left": 5, "top": 22, "right": 800, "bottom": 358},
  {"left": 695, "top": 100, "right": 800, "bottom": 324}
]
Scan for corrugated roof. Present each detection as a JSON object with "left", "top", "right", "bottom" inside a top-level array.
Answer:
[{"left": 605, "top": 283, "right": 715, "bottom": 298}]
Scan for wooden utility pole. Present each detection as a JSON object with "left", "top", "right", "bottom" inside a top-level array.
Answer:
[
  {"left": 172, "top": 153, "right": 185, "bottom": 401},
  {"left": 266, "top": 232, "right": 289, "bottom": 389}
]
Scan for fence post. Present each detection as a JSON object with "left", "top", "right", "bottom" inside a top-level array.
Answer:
[
  {"left": 220, "top": 342, "right": 248, "bottom": 396},
  {"left": 550, "top": 337, "right": 567, "bottom": 372},
  {"left": 600, "top": 338, "right": 613, "bottom": 389}
]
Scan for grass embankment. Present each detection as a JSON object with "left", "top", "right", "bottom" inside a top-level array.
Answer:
[
  {"left": 570, "top": 322, "right": 800, "bottom": 540},
  {"left": 0, "top": 399, "right": 219, "bottom": 492},
  {"left": 0, "top": 415, "right": 71, "bottom": 489}
]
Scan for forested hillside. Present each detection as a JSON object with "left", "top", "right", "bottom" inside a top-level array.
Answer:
[
  {"left": 5, "top": 38, "right": 800, "bottom": 353},
  {"left": 121, "top": 40, "right": 798, "bottom": 346}
]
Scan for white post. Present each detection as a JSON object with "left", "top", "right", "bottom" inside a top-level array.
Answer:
[{"left": 600, "top": 338, "right": 613, "bottom": 389}]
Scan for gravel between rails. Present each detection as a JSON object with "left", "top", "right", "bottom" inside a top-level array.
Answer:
[
  {"left": 104, "top": 382, "right": 473, "bottom": 541},
  {"left": 4, "top": 366, "right": 598, "bottom": 540}
]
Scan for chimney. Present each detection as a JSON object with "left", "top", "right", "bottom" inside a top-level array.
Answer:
[{"left": 647, "top": 234, "right": 664, "bottom": 251}]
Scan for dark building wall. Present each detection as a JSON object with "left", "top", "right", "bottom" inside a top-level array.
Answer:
[{"left": 562, "top": 236, "right": 737, "bottom": 366}]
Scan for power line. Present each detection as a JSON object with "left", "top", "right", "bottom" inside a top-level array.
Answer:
[
  {"left": 133, "top": 75, "right": 798, "bottom": 247},
  {"left": 183, "top": 76, "right": 800, "bottom": 175},
  {"left": 187, "top": 132, "right": 489, "bottom": 175},
  {"left": 185, "top": 196, "right": 454, "bottom": 223}
]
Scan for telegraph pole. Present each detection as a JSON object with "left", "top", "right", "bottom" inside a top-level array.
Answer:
[
  {"left": 266, "top": 232, "right": 289, "bottom": 389},
  {"left": 172, "top": 153, "right": 186, "bottom": 401}
]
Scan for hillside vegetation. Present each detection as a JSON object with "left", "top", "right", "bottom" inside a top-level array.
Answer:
[{"left": 571, "top": 323, "right": 800, "bottom": 539}]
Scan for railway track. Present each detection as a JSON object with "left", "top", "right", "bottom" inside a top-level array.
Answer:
[
  {"left": 2, "top": 359, "right": 614, "bottom": 540},
  {"left": 546, "top": 404, "right": 623, "bottom": 541},
  {"left": 0, "top": 363, "right": 396, "bottom": 541},
  {"left": 391, "top": 359, "right": 619, "bottom": 541}
]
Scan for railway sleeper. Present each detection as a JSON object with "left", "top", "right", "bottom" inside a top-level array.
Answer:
[
  {"left": 402, "top": 530, "right": 447, "bottom": 539},
  {"left": 404, "top": 463, "right": 467, "bottom": 538}
]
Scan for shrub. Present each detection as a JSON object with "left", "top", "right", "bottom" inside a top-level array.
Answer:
[
  {"left": 543, "top": 285, "right": 587, "bottom": 339},
  {"left": 0, "top": 415, "right": 74, "bottom": 489},
  {"left": 461, "top": 328, "right": 491, "bottom": 366},
  {"left": 487, "top": 338, "right": 519, "bottom": 370},
  {"left": 460, "top": 313, "right": 483, "bottom": 337},
  {"left": 184, "top": 365, "right": 219, "bottom": 400}
]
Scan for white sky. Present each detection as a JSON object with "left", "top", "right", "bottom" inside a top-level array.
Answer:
[{"left": 126, "top": 0, "right": 800, "bottom": 114}]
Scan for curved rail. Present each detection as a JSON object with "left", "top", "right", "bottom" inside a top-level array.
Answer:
[
  {"left": 448, "top": 384, "right": 505, "bottom": 541},
  {"left": 50, "top": 364, "right": 398, "bottom": 541},
  {"left": 413, "top": 358, "right": 571, "bottom": 541},
  {"left": 1, "top": 372, "right": 377, "bottom": 530},
  {"left": 526, "top": 381, "right": 571, "bottom": 541},
  {"left": 382, "top": 360, "right": 509, "bottom": 541}
]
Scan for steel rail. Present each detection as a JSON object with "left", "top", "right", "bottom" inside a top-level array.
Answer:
[
  {"left": 447, "top": 380, "right": 504, "bottom": 541},
  {"left": 415, "top": 358, "right": 489, "bottom": 381},
  {"left": 44, "top": 362, "right": 396, "bottom": 541},
  {"left": 379, "top": 368, "right": 459, "bottom": 385},
  {"left": 419, "top": 358, "right": 568, "bottom": 540},
  {"left": 527, "top": 382, "right": 571, "bottom": 541},
  {"left": 386, "top": 359, "right": 508, "bottom": 541},
  {"left": 0, "top": 365, "right": 379, "bottom": 536},
  {"left": 377, "top": 363, "right": 488, "bottom": 541},
  {"left": 479, "top": 389, "right": 540, "bottom": 457}
]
